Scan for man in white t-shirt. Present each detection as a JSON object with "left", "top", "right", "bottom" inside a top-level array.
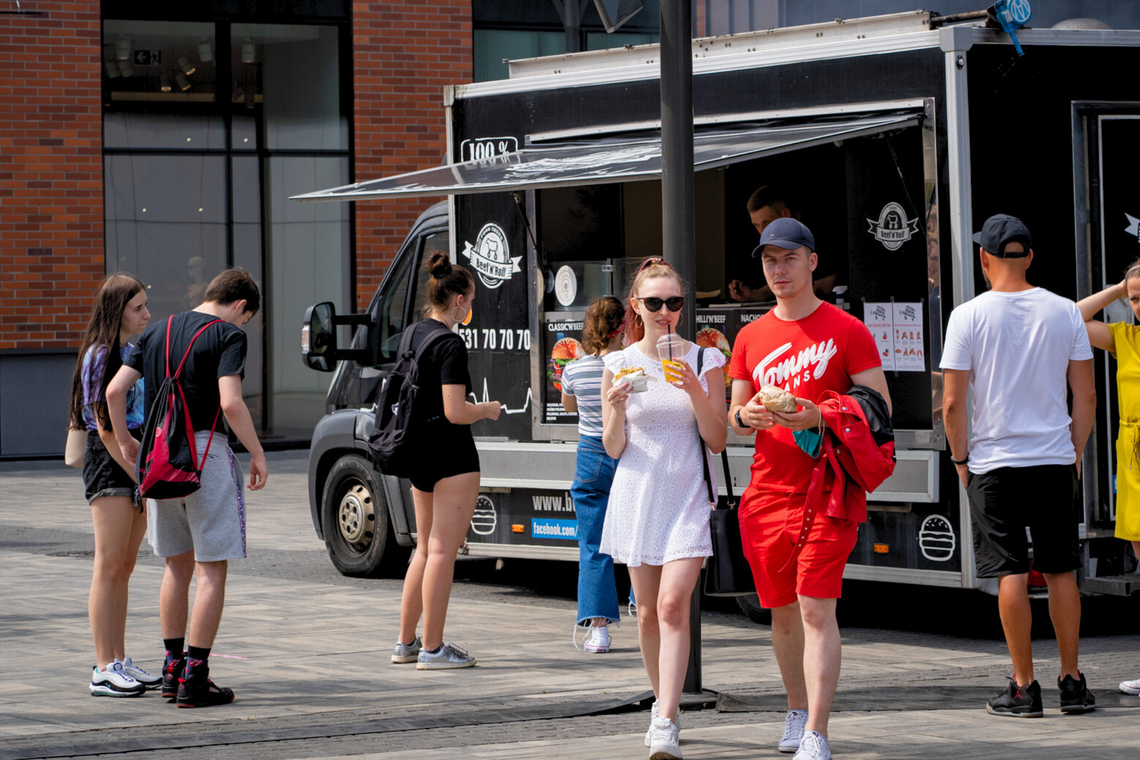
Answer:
[{"left": 941, "top": 214, "right": 1097, "bottom": 719}]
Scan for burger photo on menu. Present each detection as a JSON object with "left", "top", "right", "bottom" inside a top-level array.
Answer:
[
  {"left": 614, "top": 366, "right": 649, "bottom": 393},
  {"left": 695, "top": 328, "right": 732, "bottom": 388},
  {"left": 548, "top": 337, "right": 584, "bottom": 392}
]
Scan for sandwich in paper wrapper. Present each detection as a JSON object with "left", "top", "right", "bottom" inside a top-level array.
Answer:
[
  {"left": 614, "top": 366, "right": 649, "bottom": 393},
  {"left": 759, "top": 385, "right": 798, "bottom": 413}
]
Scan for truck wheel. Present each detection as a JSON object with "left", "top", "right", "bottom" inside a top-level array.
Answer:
[
  {"left": 321, "top": 454, "right": 408, "bottom": 578},
  {"left": 736, "top": 593, "right": 773, "bottom": 626}
]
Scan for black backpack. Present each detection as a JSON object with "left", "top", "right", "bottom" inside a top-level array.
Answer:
[{"left": 367, "top": 321, "right": 452, "bottom": 477}]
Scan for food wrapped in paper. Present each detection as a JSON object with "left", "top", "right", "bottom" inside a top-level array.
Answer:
[
  {"left": 614, "top": 366, "right": 649, "bottom": 393},
  {"left": 759, "top": 385, "right": 798, "bottom": 413}
]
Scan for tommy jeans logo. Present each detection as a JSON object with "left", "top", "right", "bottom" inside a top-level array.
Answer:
[{"left": 753, "top": 340, "right": 839, "bottom": 390}]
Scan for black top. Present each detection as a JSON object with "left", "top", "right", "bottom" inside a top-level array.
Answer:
[
  {"left": 409, "top": 319, "right": 472, "bottom": 426},
  {"left": 127, "top": 311, "right": 248, "bottom": 432}
]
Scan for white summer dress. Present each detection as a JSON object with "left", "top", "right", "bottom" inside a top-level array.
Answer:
[{"left": 600, "top": 342, "right": 724, "bottom": 567}]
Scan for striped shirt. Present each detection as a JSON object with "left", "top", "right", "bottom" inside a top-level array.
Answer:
[{"left": 561, "top": 354, "right": 605, "bottom": 437}]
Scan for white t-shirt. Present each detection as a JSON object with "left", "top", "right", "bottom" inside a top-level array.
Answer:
[{"left": 940, "top": 287, "right": 1093, "bottom": 474}]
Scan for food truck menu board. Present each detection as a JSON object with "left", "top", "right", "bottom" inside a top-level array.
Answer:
[
  {"left": 695, "top": 306, "right": 770, "bottom": 399},
  {"left": 543, "top": 313, "right": 586, "bottom": 426},
  {"left": 863, "top": 302, "right": 925, "bottom": 373}
]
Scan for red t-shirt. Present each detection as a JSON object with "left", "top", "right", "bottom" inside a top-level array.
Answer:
[{"left": 729, "top": 302, "right": 881, "bottom": 492}]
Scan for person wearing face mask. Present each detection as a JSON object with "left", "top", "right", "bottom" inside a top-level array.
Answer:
[
  {"left": 389, "top": 252, "right": 501, "bottom": 671},
  {"left": 1076, "top": 258, "right": 1140, "bottom": 700},
  {"left": 601, "top": 258, "right": 728, "bottom": 760}
]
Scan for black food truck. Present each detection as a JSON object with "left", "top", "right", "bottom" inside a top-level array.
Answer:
[{"left": 296, "top": 10, "right": 1140, "bottom": 604}]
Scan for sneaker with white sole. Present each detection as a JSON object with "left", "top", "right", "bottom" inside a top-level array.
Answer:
[
  {"left": 1120, "top": 678, "right": 1140, "bottom": 695},
  {"left": 90, "top": 661, "right": 146, "bottom": 697},
  {"left": 119, "top": 656, "right": 161, "bottom": 689},
  {"left": 391, "top": 636, "right": 422, "bottom": 664},
  {"left": 584, "top": 626, "right": 612, "bottom": 653},
  {"left": 792, "top": 730, "right": 832, "bottom": 760},
  {"left": 648, "top": 716, "right": 682, "bottom": 760},
  {"left": 644, "top": 701, "right": 681, "bottom": 748},
  {"left": 416, "top": 642, "right": 476, "bottom": 670},
  {"left": 778, "top": 709, "right": 809, "bottom": 753}
]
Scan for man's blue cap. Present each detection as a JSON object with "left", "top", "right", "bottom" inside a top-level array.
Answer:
[
  {"left": 752, "top": 217, "right": 816, "bottom": 258},
  {"left": 972, "top": 214, "right": 1032, "bottom": 258}
]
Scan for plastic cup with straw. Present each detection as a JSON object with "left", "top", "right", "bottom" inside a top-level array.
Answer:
[{"left": 657, "top": 324, "right": 685, "bottom": 384}]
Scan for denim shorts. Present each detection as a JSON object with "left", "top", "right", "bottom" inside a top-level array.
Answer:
[{"left": 82, "top": 429, "right": 141, "bottom": 506}]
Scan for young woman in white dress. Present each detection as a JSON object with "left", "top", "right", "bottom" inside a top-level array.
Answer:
[{"left": 601, "top": 258, "right": 727, "bottom": 760}]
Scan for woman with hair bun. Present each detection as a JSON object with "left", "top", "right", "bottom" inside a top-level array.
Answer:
[
  {"left": 561, "top": 295, "right": 628, "bottom": 653},
  {"left": 601, "top": 258, "right": 727, "bottom": 759},
  {"left": 68, "top": 273, "right": 160, "bottom": 696},
  {"left": 391, "top": 251, "right": 501, "bottom": 670}
]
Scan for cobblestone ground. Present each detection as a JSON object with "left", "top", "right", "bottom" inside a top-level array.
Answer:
[{"left": 2, "top": 454, "right": 1137, "bottom": 760}]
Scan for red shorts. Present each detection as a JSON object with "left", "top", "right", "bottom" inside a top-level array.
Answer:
[{"left": 738, "top": 486, "right": 859, "bottom": 609}]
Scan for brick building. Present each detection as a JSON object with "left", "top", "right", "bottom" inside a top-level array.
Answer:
[{"left": 2, "top": 0, "right": 1129, "bottom": 455}]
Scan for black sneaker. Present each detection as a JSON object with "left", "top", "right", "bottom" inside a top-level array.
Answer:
[
  {"left": 986, "top": 677, "right": 1043, "bottom": 718},
  {"left": 176, "top": 675, "right": 235, "bottom": 708},
  {"left": 161, "top": 655, "right": 186, "bottom": 701},
  {"left": 1059, "top": 672, "right": 1096, "bottom": 714}
]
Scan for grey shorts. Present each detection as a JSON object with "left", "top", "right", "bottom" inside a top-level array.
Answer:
[{"left": 147, "top": 432, "right": 247, "bottom": 562}]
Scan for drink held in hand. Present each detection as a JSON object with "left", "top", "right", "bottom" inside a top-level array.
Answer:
[{"left": 656, "top": 333, "right": 687, "bottom": 384}]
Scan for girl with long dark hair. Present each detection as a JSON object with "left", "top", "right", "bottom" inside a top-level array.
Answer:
[
  {"left": 390, "top": 252, "right": 501, "bottom": 670},
  {"left": 68, "top": 273, "right": 158, "bottom": 696}
]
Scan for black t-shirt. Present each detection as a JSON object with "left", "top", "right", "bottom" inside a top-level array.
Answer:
[
  {"left": 409, "top": 319, "right": 472, "bottom": 426},
  {"left": 127, "top": 311, "right": 248, "bottom": 432}
]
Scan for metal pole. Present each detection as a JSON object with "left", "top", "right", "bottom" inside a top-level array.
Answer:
[{"left": 660, "top": 0, "right": 701, "bottom": 695}]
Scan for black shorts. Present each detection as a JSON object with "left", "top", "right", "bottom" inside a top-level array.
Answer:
[
  {"left": 82, "top": 430, "right": 141, "bottom": 507},
  {"left": 407, "top": 426, "right": 479, "bottom": 493},
  {"left": 966, "top": 464, "right": 1081, "bottom": 578}
]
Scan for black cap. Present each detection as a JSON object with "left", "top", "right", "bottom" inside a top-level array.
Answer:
[
  {"left": 972, "top": 214, "right": 1032, "bottom": 258},
  {"left": 751, "top": 217, "right": 816, "bottom": 258}
]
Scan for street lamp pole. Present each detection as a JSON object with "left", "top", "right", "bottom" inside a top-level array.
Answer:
[{"left": 659, "top": 0, "right": 702, "bottom": 696}]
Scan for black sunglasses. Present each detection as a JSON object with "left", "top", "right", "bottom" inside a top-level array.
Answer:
[{"left": 636, "top": 296, "right": 684, "bottom": 312}]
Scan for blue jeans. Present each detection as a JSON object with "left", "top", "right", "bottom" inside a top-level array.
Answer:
[{"left": 571, "top": 435, "right": 624, "bottom": 626}]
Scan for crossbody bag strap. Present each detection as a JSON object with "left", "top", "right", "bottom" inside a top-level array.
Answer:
[{"left": 696, "top": 347, "right": 716, "bottom": 506}]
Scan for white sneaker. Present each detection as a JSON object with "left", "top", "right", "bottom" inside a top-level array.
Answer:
[
  {"left": 1120, "top": 678, "right": 1140, "bottom": 695},
  {"left": 584, "top": 625, "right": 612, "bottom": 653},
  {"left": 792, "top": 730, "right": 832, "bottom": 760},
  {"left": 119, "top": 656, "right": 161, "bottom": 689},
  {"left": 648, "top": 716, "right": 682, "bottom": 760},
  {"left": 644, "top": 701, "right": 682, "bottom": 747},
  {"left": 90, "top": 661, "right": 145, "bottom": 697},
  {"left": 778, "top": 709, "right": 809, "bottom": 753}
]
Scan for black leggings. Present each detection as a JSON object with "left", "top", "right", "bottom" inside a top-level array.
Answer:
[{"left": 407, "top": 427, "right": 480, "bottom": 492}]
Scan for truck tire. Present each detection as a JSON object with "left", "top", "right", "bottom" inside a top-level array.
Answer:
[
  {"left": 736, "top": 593, "right": 773, "bottom": 625},
  {"left": 321, "top": 454, "right": 409, "bottom": 578}
]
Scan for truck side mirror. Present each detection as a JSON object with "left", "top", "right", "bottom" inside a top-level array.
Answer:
[{"left": 302, "top": 302, "right": 338, "bottom": 372}]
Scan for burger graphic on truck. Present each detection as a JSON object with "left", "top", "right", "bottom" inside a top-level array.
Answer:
[
  {"left": 548, "top": 337, "right": 584, "bottom": 392},
  {"left": 696, "top": 328, "right": 732, "bottom": 388}
]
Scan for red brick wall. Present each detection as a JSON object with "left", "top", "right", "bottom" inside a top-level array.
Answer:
[
  {"left": 352, "top": 1, "right": 472, "bottom": 309},
  {"left": 0, "top": 2, "right": 103, "bottom": 350}
]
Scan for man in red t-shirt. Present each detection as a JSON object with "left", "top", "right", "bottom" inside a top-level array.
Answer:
[{"left": 728, "top": 218, "right": 890, "bottom": 760}]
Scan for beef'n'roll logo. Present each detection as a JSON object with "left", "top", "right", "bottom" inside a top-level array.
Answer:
[
  {"left": 462, "top": 222, "right": 522, "bottom": 290},
  {"left": 867, "top": 202, "right": 920, "bottom": 251}
]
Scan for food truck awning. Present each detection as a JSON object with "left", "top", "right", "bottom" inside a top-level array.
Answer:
[{"left": 292, "top": 112, "right": 918, "bottom": 202}]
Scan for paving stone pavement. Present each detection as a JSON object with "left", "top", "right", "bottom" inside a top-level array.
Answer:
[{"left": 1, "top": 453, "right": 1137, "bottom": 759}]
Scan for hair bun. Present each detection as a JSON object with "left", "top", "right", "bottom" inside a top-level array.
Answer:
[{"left": 428, "top": 251, "right": 452, "bottom": 279}]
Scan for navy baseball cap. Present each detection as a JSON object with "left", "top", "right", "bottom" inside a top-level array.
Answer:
[
  {"left": 752, "top": 217, "right": 816, "bottom": 258},
  {"left": 972, "top": 214, "right": 1032, "bottom": 258}
]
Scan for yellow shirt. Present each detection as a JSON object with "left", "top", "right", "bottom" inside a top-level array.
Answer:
[{"left": 1109, "top": 321, "right": 1140, "bottom": 539}]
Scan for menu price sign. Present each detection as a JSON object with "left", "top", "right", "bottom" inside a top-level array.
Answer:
[
  {"left": 543, "top": 316, "right": 586, "bottom": 425},
  {"left": 864, "top": 302, "right": 925, "bottom": 373}
]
